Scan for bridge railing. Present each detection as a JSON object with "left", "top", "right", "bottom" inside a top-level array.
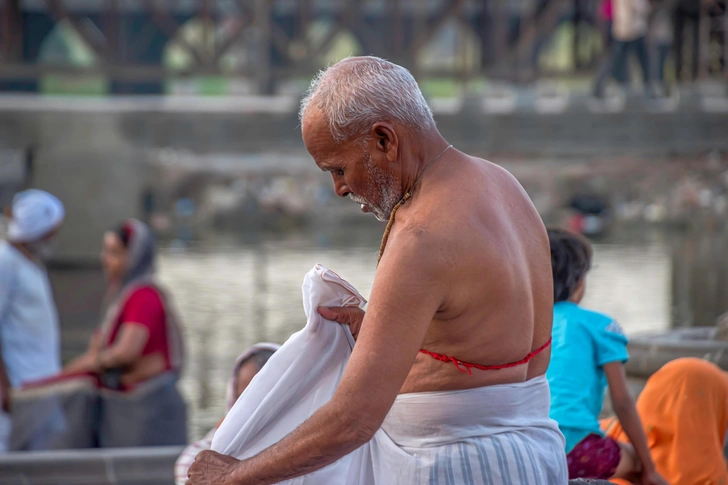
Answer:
[{"left": 0, "top": 0, "right": 724, "bottom": 95}]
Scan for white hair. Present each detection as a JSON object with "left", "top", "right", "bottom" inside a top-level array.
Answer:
[{"left": 299, "top": 56, "right": 435, "bottom": 144}]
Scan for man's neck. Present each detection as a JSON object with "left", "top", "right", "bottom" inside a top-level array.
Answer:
[
  {"left": 400, "top": 130, "right": 450, "bottom": 196},
  {"left": 10, "top": 242, "right": 39, "bottom": 264}
]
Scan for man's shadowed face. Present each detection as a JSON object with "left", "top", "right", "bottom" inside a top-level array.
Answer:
[{"left": 302, "top": 108, "right": 402, "bottom": 222}]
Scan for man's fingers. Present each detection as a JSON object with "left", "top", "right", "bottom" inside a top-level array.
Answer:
[
  {"left": 317, "top": 306, "right": 339, "bottom": 321},
  {"left": 317, "top": 306, "right": 355, "bottom": 323}
]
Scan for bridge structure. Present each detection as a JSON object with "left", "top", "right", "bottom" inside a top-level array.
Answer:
[
  {"left": 2, "top": 0, "right": 725, "bottom": 95},
  {"left": 0, "top": 0, "right": 726, "bottom": 264},
  {"left": 0, "top": 0, "right": 651, "bottom": 95}
]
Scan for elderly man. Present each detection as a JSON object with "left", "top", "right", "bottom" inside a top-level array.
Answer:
[
  {"left": 190, "top": 56, "right": 567, "bottom": 484},
  {"left": 0, "top": 189, "right": 65, "bottom": 452}
]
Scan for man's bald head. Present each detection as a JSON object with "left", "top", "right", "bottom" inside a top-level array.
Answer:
[{"left": 299, "top": 56, "right": 435, "bottom": 144}]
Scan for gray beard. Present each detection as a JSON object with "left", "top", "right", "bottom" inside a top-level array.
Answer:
[{"left": 360, "top": 153, "right": 401, "bottom": 221}]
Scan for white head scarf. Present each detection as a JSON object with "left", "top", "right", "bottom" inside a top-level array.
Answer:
[
  {"left": 225, "top": 343, "right": 281, "bottom": 410},
  {"left": 8, "top": 189, "right": 65, "bottom": 243}
]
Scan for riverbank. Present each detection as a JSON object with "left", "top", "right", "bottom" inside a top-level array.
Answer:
[
  {"left": 1, "top": 83, "right": 726, "bottom": 262},
  {"left": 139, "top": 151, "right": 728, "bottom": 242}
]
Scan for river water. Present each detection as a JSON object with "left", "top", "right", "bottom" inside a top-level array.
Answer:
[{"left": 126, "top": 222, "right": 725, "bottom": 441}]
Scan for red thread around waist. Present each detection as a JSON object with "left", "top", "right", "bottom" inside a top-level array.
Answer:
[{"left": 418, "top": 337, "right": 552, "bottom": 376}]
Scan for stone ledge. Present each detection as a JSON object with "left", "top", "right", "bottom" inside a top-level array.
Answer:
[
  {"left": 0, "top": 448, "right": 618, "bottom": 485},
  {"left": 569, "top": 481, "right": 614, "bottom": 484},
  {"left": 0, "top": 446, "right": 183, "bottom": 485}
]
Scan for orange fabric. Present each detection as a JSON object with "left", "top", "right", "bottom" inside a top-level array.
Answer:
[{"left": 600, "top": 358, "right": 728, "bottom": 485}]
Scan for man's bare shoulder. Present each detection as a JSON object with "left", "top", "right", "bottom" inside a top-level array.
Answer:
[
  {"left": 465, "top": 156, "right": 538, "bottom": 220},
  {"left": 382, "top": 197, "right": 460, "bottom": 275},
  {"left": 471, "top": 156, "right": 529, "bottom": 195},
  {"left": 376, "top": 215, "right": 453, "bottom": 302},
  {"left": 401, "top": 155, "right": 541, "bottom": 259},
  {"left": 411, "top": 155, "right": 526, "bottom": 223}
]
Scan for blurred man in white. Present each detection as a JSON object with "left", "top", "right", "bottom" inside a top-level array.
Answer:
[{"left": 0, "top": 189, "right": 65, "bottom": 452}]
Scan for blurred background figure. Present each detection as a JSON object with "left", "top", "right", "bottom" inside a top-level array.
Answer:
[
  {"left": 603, "top": 358, "right": 728, "bottom": 485},
  {"left": 546, "top": 228, "right": 666, "bottom": 484},
  {"left": 598, "top": 0, "right": 629, "bottom": 83},
  {"left": 64, "top": 219, "right": 184, "bottom": 390},
  {"left": 600, "top": 0, "right": 616, "bottom": 48},
  {"left": 593, "top": 0, "right": 653, "bottom": 98},
  {"left": 650, "top": 0, "right": 674, "bottom": 94},
  {"left": 672, "top": 0, "right": 702, "bottom": 82},
  {"left": 62, "top": 219, "right": 186, "bottom": 447},
  {"left": 0, "top": 190, "right": 64, "bottom": 452},
  {"left": 174, "top": 343, "right": 279, "bottom": 485},
  {"left": 566, "top": 193, "right": 612, "bottom": 237}
]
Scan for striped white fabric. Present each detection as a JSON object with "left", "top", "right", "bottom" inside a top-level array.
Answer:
[{"left": 381, "top": 377, "right": 568, "bottom": 484}]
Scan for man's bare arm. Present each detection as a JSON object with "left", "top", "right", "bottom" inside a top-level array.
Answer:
[{"left": 190, "top": 227, "right": 447, "bottom": 485}]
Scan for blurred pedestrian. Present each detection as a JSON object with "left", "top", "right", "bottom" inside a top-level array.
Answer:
[
  {"left": 672, "top": 0, "right": 701, "bottom": 81},
  {"left": 0, "top": 190, "right": 64, "bottom": 452},
  {"left": 650, "top": 0, "right": 674, "bottom": 93},
  {"left": 63, "top": 219, "right": 183, "bottom": 390},
  {"left": 593, "top": 0, "right": 653, "bottom": 97},
  {"left": 600, "top": 0, "right": 616, "bottom": 48},
  {"left": 61, "top": 218, "right": 186, "bottom": 447},
  {"left": 599, "top": 0, "right": 630, "bottom": 82}
]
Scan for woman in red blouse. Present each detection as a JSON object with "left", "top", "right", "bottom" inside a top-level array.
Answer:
[{"left": 64, "top": 219, "right": 183, "bottom": 389}]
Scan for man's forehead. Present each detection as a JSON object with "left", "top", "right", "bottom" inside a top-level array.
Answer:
[
  {"left": 301, "top": 106, "right": 328, "bottom": 138},
  {"left": 302, "top": 109, "right": 337, "bottom": 159},
  {"left": 301, "top": 111, "right": 327, "bottom": 140}
]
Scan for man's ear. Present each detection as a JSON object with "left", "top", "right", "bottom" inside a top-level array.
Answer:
[{"left": 370, "top": 122, "right": 399, "bottom": 163}]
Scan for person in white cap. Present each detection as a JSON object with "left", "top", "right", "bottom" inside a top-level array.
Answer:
[{"left": 0, "top": 189, "right": 65, "bottom": 452}]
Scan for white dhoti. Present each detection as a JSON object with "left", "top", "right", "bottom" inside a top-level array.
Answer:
[
  {"left": 380, "top": 379, "right": 568, "bottom": 484},
  {"left": 212, "top": 264, "right": 568, "bottom": 484}
]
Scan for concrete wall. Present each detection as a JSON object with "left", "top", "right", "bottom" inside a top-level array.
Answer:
[{"left": 32, "top": 115, "right": 150, "bottom": 261}]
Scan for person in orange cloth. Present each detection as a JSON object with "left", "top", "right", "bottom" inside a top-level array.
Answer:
[{"left": 602, "top": 357, "right": 728, "bottom": 485}]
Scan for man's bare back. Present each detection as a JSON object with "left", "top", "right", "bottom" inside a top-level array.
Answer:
[{"left": 381, "top": 150, "right": 553, "bottom": 394}]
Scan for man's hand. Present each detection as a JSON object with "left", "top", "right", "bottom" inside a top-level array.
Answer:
[
  {"left": 317, "top": 306, "right": 365, "bottom": 339},
  {"left": 188, "top": 450, "right": 241, "bottom": 485}
]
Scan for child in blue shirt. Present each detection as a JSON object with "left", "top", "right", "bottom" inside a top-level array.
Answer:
[{"left": 546, "top": 228, "right": 666, "bottom": 485}]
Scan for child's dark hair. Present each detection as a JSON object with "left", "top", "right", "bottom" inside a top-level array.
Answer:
[{"left": 548, "top": 227, "right": 592, "bottom": 302}]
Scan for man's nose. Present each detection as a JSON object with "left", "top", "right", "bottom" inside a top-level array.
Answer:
[{"left": 332, "top": 177, "right": 350, "bottom": 198}]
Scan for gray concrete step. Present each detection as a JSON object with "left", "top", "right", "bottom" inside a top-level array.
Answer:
[{"left": 0, "top": 446, "right": 182, "bottom": 485}]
